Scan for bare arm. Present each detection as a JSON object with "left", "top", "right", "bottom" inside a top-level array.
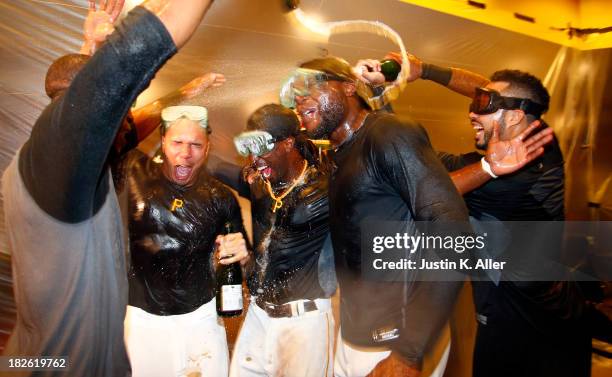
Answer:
[
  {"left": 358, "top": 52, "right": 490, "bottom": 99},
  {"left": 21, "top": 0, "right": 216, "bottom": 222},
  {"left": 80, "top": 1, "right": 223, "bottom": 152},
  {"left": 143, "top": 0, "right": 213, "bottom": 49},
  {"left": 129, "top": 72, "right": 226, "bottom": 144},
  {"left": 449, "top": 162, "right": 491, "bottom": 195},
  {"left": 445, "top": 67, "right": 490, "bottom": 98}
]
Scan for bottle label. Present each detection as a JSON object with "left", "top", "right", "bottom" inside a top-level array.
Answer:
[{"left": 220, "top": 284, "right": 243, "bottom": 311}]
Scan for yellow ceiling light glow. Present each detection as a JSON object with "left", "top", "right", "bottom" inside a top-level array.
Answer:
[
  {"left": 292, "top": 9, "right": 331, "bottom": 36},
  {"left": 399, "top": 0, "right": 612, "bottom": 50}
]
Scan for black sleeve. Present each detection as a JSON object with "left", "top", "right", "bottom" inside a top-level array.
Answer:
[
  {"left": 530, "top": 140, "right": 565, "bottom": 220},
  {"left": 18, "top": 6, "right": 177, "bottom": 223},
  {"left": 206, "top": 154, "right": 251, "bottom": 198},
  {"left": 371, "top": 117, "right": 469, "bottom": 222},
  {"left": 437, "top": 151, "right": 482, "bottom": 172}
]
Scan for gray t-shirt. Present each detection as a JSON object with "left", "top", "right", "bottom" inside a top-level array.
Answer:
[
  {"left": 1, "top": 6, "right": 176, "bottom": 376},
  {"left": 2, "top": 161, "right": 129, "bottom": 376}
]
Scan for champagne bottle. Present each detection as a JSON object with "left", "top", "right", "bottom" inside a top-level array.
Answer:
[
  {"left": 380, "top": 59, "right": 401, "bottom": 82},
  {"left": 216, "top": 222, "right": 244, "bottom": 317}
]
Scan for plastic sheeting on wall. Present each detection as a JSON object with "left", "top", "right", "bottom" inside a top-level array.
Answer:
[{"left": 545, "top": 46, "right": 612, "bottom": 219}]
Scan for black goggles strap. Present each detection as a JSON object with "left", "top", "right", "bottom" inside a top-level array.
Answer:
[{"left": 499, "top": 97, "right": 544, "bottom": 118}]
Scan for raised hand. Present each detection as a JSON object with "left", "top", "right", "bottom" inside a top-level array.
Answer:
[
  {"left": 179, "top": 73, "right": 226, "bottom": 98},
  {"left": 80, "top": 0, "right": 125, "bottom": 55},
  {"left": 486, "top": 120, "right": 555, "bottom": 176}
]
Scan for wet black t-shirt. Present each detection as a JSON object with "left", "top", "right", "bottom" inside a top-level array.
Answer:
[
  {"left": 207, "top": 158, "right": 332, "bottom": 305},
  {"left": 247, "top": 165, "right": 330, "bottom": 304},
  {"left": 127, "top": 151, "right": 245, "bottom": 315},
  {"left": 438, "top": 140, "right": 583, "bottom": 322},
  {"left": 439, "top": 135, "right": 589, "bottom": 377},
  {"left": 329, "top": 111, "right": 469, "bottom": 363}
]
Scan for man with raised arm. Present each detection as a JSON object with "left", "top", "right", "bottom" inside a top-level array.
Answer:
[
  {"left": 281, "top": 56, "right": 470, "bottom": 377},
  {"left": 1, "top": 0, "right": 216, "bottom": 375}
]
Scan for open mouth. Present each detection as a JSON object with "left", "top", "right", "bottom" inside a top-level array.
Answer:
[
  {"left": 257, "top": 165, "right": 272, "bottom": 179},
  {"left": 472, "top": 123, "right": 484, "bottom": 139},
  {"left": 256, "top": 164, "right": 273, "bottom": 179},
  {"left": 174, "top": 165, "right": 193, "bottom": 181}
]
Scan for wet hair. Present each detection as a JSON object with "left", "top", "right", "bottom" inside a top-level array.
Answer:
[
  {"left": 247, "top": 103, "right": 301, "bottom": 139},
  {"left": 45, "top": 54, "right": 90, "bottom": 100},
  {"left": 247, "top": 104, "right": 320, "bottom": 168},
  {"left": 299, "top": 57, "right": 357, "bottom": 82},
  {"left": 490, "top": 70, "right": 550, "bottom": 117}
]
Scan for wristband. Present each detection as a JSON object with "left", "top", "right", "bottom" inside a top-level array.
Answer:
[
  {"left": 481, "top": 157, "right": 498, "bottom": 178},
  {"left": 421, "top": 63, "right": 452, "bottom": 86}
]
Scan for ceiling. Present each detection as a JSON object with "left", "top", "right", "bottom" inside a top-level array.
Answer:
[{"left": 400, "top": 0, "right": 612, "bottom": 50}]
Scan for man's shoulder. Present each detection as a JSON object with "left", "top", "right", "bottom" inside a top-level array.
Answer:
[
  {"left": 303, "top": 164, "right": 329, "bottom": 191},
  {"left": 542, "top": 137, "right": 564, "bottom": 167},
  {"left": 366, "top": 111, "right": 420, "bottom": 130},
  {"left": 364, "top": 112, "right": 429, "bottom": 150}
]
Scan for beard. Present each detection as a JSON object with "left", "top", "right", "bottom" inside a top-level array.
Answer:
[
  {"left": 475, "top": 129, "right": 492, "bottom": 150},
  {"left": 308, "top": 94, "right": 346, "bottom": 139},
  {"left": 476, "top": 111, "right": 506, "bottom": 150}
]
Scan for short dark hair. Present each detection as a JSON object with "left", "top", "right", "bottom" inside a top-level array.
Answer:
[
  {"left": 247, "top": 103, "right": 322, "bottom": 168},
  {"left": 45, "top": 54, "right": 90, "bottom": 100},
  {"left": 247, "top": 103, "right": 300, "bottom": 139},
  {"left": 490, "top": 69, "right": 550, "bottom": 115}
]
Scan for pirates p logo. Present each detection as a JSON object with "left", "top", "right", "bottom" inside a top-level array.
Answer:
[
  {"left": 171, "top": 198, "right": 184, "bottom": 212},
  {"left": 271, "top": 199, "right": 283, "bottom": 213}
]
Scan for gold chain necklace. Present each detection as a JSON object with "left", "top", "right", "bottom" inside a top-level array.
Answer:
[{"left": 264, "top": 160, "right": 308, "bottom": 213}]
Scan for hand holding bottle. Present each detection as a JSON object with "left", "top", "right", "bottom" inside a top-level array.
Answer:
[
  {"left": 352, "top": 56, "right": 407, "bottom": 85},
  {"left": 352, "top": 59, "right": 386, "bottom": 86},
  {"left": 215, "top": 231, "right": 249, "bottom": 267},
  {"left": 383, "top": 52, "right": 423, "bottom": 83}
]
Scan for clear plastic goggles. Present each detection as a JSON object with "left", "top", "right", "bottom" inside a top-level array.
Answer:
[
  {"left": 279, "top": 68, "right": 350, "bottom": 109},
  {"left": 161, "top": 105, "right": 208, "bottom": 129},
  {"left": 233, "top": 130, "right": 278, "bottom": 157}
]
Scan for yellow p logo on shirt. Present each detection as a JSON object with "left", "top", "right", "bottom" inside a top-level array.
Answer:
[{"left": 171, "top": 198, "right": 184, "bottom": 212}]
